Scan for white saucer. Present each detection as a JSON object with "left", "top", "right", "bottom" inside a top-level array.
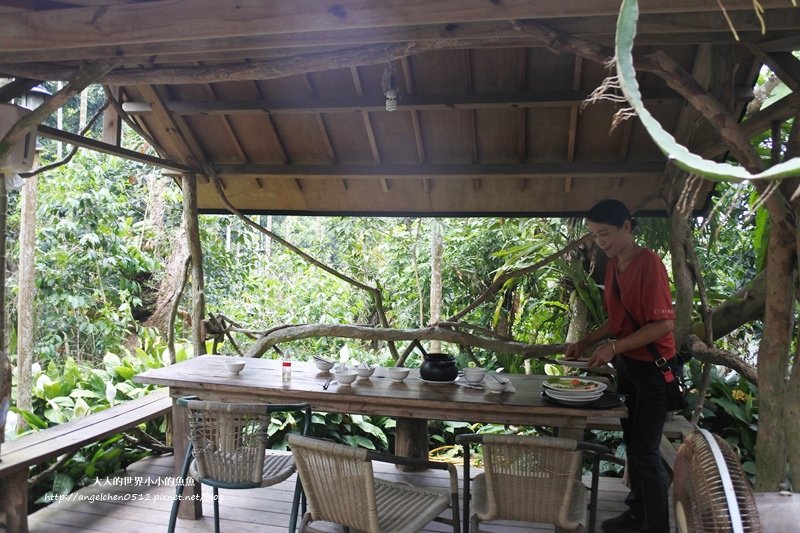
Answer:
[{"left": 419, "top": 377, "right": 459, "bottom": 385}]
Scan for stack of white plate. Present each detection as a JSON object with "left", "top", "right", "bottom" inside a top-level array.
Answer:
[{"left": 542, "top": 377, "right": 606, "bottom": 405}]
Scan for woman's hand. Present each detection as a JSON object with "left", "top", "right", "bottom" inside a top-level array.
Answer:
[
  {"left": 588, "top": 341, "right": 616, "bottom": 367},
  {"left": 565, "top": 340, "right": 588, "bottom": 360}
]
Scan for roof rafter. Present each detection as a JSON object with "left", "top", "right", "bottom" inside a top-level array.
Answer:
[{"left": 0, "top": 0, "right": 787, "bottom": 52}]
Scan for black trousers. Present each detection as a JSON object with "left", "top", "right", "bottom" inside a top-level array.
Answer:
[{"left": 614, "top": 355, "right": 671, "bottom": 533}]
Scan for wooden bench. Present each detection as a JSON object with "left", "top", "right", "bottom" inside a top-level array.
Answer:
[{"left": 0, "top": 388, "right": 172, "bottom": 533}]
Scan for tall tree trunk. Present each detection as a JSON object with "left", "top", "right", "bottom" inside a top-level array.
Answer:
[
  {"left": 755, "top": 215, "right": 796, "bottom": 491},
  {"left": 565, "top": 291, "right": 589, "bottom": 344},
  {"left": 429, "top": 220, "right": 442, "bottom": 352},
  {"left": 0, "top": 175, "right": 10, "bottom": 450},
  {"left": 16, "top": 175, "right": 36, "bottom": 415},
  {"left": 142, "top": 226, "right": 189, "bottom": 339},
  {"left": 183, "top": 173, "right": 206, "bottom": 356}
]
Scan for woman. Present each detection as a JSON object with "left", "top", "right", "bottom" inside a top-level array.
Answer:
[{"left": 565, "top": 199, "right": 675, "bottom": 533}]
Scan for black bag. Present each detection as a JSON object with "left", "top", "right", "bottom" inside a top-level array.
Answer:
[{"left": 665, "top": 366, "right": 689, "bottom": 412}]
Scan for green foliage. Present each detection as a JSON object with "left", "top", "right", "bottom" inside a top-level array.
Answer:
[
  {"left": 685, "top": 361, "right": 759, "bottom": 479},
  {"left": 10, "top": 329, "right": 182, "bottom": 510},
  {"left": 8, "top": 150, "right": 161, "bottom": 362}
]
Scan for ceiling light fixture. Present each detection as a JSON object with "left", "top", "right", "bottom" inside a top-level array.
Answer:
[{"left": 382, "top": 62, "right": 398, "bottom": 112}]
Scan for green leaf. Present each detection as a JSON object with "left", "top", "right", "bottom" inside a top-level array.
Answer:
[
  {"left": 73, "top": 398, "right": 91, "bottom": 419},
  {"left": 52, "top": 473, "right": 75, "bottom": 496},
  {"left": 10, "top": 407, "right": 49, "bottom": 430},
  {"left": 342, "top": 435, "right": 375, "bottom": 450},
  {"left": 105, "top": 382, "right": 117, "bottom": 405},
  {"left": 615, "top": 0, "right": 800, "bottom": 181},
  {"left": 115, "top": 365, "right": 135, "bottom": 380}
]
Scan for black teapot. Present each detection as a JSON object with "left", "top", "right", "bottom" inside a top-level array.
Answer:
[{"left": 411, "top": 339, "right": 458, "bottom": 382}]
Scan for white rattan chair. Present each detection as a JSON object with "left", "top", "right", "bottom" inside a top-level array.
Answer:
[
  {"left": 287, "top": 434, "right": 461, "bottom": 533},
  {"left": 168, "top": 396, "right": 311, "bottom": 533},
  {"left": 456, "top": 434, "right": 608, "bottom": 533}
]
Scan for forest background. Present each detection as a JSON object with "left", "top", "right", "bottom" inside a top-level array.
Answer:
[{"left": 2, "top": 72, "right": 784, "bottom": 505}]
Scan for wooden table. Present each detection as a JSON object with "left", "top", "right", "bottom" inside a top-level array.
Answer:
[{"left": 135, "top": 355, "right": 627, "bottom": 520}]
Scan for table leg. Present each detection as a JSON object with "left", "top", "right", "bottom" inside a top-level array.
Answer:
[
  {"left": 394, "top": 417, "right": 429, "bottom": 471},
  {"left": 172, "top": 399, "right": 202, "bottom": 519}
]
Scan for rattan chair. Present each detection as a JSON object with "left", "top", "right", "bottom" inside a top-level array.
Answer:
[
  {"left": 168, "top": 396, "right": 311, "bottom": 533},
  {"left": 287, "top": 434, "right": 461, "bottom": 533},
  {"left": 456, "top": 434, "right": 608, "bottom": 533}
]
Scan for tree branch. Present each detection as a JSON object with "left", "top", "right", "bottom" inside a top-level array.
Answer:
[
  {"left": 208, "top": 172, "right": 400, "bottom": 360},
  {"left": 447, "top": 233, "right": 592, "bottom": 322},
  {"left": 245, "top": 323, "right": 565, "bottom": 359},
  {"left": 0, "top": 60, "right": 119, "bottom": 162},
  {"left": 684, "top": 334, "right": 758, "bottom": 386}
]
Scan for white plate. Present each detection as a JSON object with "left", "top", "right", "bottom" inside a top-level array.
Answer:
[
  {"left": 543, "top": 391, "right": 599, "bottom": 405},
  {"left": 419, "top": 377, "right": 460, "bottom": 385},
  {"left": 544, "top": 389, "right": 603, "bottom": 401},
  {"left": 542, "top": 377, "right": 607, "bottom": 393}
]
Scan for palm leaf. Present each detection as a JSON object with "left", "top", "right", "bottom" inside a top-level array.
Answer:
[{"left": 615, "top": 0, "right": 800, "bottom": 181}]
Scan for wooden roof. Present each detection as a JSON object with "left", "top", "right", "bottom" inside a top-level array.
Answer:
[{"left": 1, "top": 1, "right": 799, "bottom": 216}]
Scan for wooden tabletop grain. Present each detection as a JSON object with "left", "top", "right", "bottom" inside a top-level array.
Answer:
[{"left": 135, "top": 355, "right": 627, "bottom": 429}]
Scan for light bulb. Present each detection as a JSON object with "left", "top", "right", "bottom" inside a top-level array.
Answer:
[{"left": 385, "top": 88, "right": 397, "bottom": 112}]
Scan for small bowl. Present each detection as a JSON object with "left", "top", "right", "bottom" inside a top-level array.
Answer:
[
  {"left": 355, "top": 366, "right": 376, "bottom": 378},
  {"left": 334, "top": 371, "right": 358, "bottom": 386},
  {"left": 463, "top": 367, "right": 486, "bottom": 384},
  {"left": 386, "top": 367, "right": 410, "bottom": 382},
  {"left": 314, "top": 358, "right": 335, "bottom": 372},
  {"left": 224, "top": 360, "right": 246, "bottom": 376},
  {"left": 484, "top": 376, "right": 509, "bottom": 393}
]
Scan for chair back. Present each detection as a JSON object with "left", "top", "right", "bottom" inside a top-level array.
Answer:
[
  {"left": 184, "top": 399, "right": 271, "bottom": 486},
  {"left": 480, "top": 434, "right": 583, "bottom": 527},
  {"left": 288, "top": 434, "right": 380, "bottom": 532}
]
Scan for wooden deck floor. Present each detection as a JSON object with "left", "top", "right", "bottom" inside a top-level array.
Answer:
[{"left": 27, "top": 454, "right": 647, "bottom": 532}]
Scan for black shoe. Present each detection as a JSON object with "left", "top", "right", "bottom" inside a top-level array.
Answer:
[{"left": 601, "top": 510, "right": 644, "bottom": 533}]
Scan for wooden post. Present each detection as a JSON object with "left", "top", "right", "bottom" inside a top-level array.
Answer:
[
  {"left": 182, "top": 173, "right": 205, "bottom": 356},
  {"left": 0, "top": 470, "right": 29, "bottom": 533},
  {"left": 394, "top": 418, "right": 429, "bottom": 472},
  {"left": 16, "top": 175, "right": 36, "bottom": 416},
  {"left": 102, "top": 87, "right": 122, "bottom": 147}
]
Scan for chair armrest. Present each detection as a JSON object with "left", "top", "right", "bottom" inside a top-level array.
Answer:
[
  {"left": 365, "top": 450, "right": 450, "bottom": 471},
  {"left": 577, "top": 442, "right": 610, "bottom": 455},
  {"left": 176, "top": 395, "right": 200, "bottom": 407},
  {"left": 455, "top": 433, "right": 483, "bottom": 445},
  {"left": 265, "top": 402, "right": 310, "bottom": 413}
]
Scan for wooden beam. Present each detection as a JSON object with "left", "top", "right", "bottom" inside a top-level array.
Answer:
[
  {"left": 120, "top": 88, "right": 716, "bottom": 116},
  {"left": 0, "top": 77, "right": 38, "bottom": 103},
  {"left": 3, "top": 8, "right": 799, "bottom": 64},
  {"left": 212, "top": 161, "right": 666, "bottom": 179},
  {"left": 747, "top": 47, "right": 800, "bottom": 92},
  {"left": 0, "top": 0, "right": 787, "bottom": 52},
  {"left": 37, "top": 125, "right": 190, "bottom": 172},
  {"left": 565, "top": 55, "right": 583, "bottom": 194},
  {"left": 101, "top": 86, "right": 122, "bottom": 146},
  {"left": 400, "top": 57, "right": 426, "bottom": 164}
]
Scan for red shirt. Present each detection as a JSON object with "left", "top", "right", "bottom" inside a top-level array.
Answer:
[{"left": 604, "top": 248, "right": 676, "bottom": 362}]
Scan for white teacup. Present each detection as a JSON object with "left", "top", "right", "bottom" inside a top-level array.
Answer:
[{"left": 463, "top": 367, "right": 486, "bottom": 384}]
